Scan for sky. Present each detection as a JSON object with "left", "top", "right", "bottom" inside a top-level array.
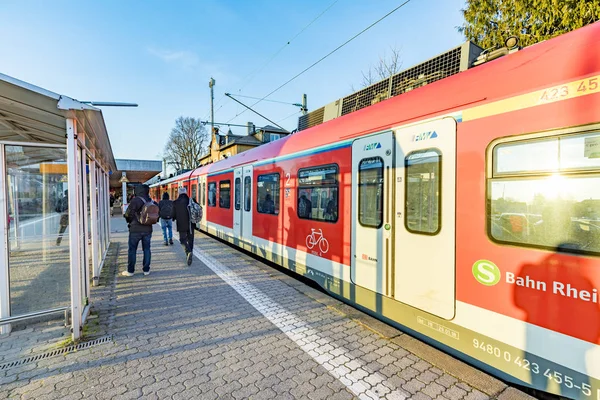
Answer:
[{"left": 0, "top": 0, "right": 467, "bottom": 162}]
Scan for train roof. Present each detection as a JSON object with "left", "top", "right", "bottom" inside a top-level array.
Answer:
[{"left": 156, "top": 21, "right": 600, "bottom": 185}]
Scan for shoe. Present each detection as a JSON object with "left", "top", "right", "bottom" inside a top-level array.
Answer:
[
  {"left": 187, "top": 252, "right": 192, "bottom": 266},
  {"left": 143, "top": 271, "right": 150, "bottom": 276},
  {"left": 169, "top": 239, "right": 173, "bottom": 245},
  {"left": 121, "top": 271, "right": 134, "bottom": 277},
  {"left": 164, "top": 241, "right": 168, "bottom": 246}
]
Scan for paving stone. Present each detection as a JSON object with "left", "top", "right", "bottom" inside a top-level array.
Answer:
[{"left": 0, "top": 219, "right": 530, "bottom": 400}]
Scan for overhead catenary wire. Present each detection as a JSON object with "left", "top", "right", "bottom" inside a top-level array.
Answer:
[
  {"left": 226, "top": 0, "right": 413, "bottom": 123},
  {"left": 205, "top": 0, "right": 339, "bottom": 122}
]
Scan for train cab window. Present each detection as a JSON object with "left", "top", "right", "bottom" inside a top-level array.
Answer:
[
  {"left": 235, "top": 178, "right": 241, "bottom": 210},
  {"left": 297, "top": 165, "right": 338, "bottom": 222},
  {"left": 405, "top": 149, "right": 441, "bottom": 235},
  {"left": 244, "top": 176, "right": 251, "bottom": 212},
  {"left": 208, "top": 182, "right": 217, "bottom": 207},
  {"left": 219, "top": 180, "right": 231, "bottom": 208},
  {"left": 202, "top": 182, "right": 206, "bottom": 206},
  {"left": 358, "top": 157, "right": 384, "bottom": 228},
  {"left": 257, "top": 173, "right": 279, "bottom": 215},
  {"left": 192, "top": 184, "right": 197, "bottom": 202},
  {"left": 489, "top": 131, "right": 600, "bottom": 254}
]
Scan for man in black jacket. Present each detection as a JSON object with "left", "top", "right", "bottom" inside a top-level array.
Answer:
[
  {"left": 158, "top": 192, "right": 174, "bottom": 246},
  {"left": 172, "top": 186, "right": 195, "bottom": 266},
  {"left": 123, "top": 184, "right": 154, "bottom": 276}
]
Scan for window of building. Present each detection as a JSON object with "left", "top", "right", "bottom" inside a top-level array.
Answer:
[
  {"left": 269, "top": 133, "right": 280, "bottom": 142},
  {"left": 192, "top": 183, "right": 197, "bottom": 202},
  {"left": 257, "top": 173, "right": 279, "bottom": 215},
  {"left": 405, "top": 149, "right": 441, "bottom": 235},
  {"left": 219, "top": 180, "right": 231, "bottom": 208},
  {"left": 244, "top": 176, "right": 251, "bottom": 212},
  {"left": 297, "top": 164, "right": 338, "bottom": 222},
  {"left": 358, "top": 157, "right": 384, "bottom": 228},
  {"left": 235, "top": 177, "right": 241, "bottom": 210},
  {"left": 202, "top": 182, "right": 206, "bottom": 206},
  {"left": 208, "top": 182, "right": 217, "bottom": 207},
  {"left": 489, "top": 131, "right": 600, "bottom": 254}
]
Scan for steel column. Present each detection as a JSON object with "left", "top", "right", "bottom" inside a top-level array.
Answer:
[
  {"left": 89, "top": 160, "right": 100, "bottom": 285},
  {"left": 0, "top": 144, "right": 11, "bottom": 335},
  {"left": 66, "top": 118, "right": 82, "bottom": 341}
]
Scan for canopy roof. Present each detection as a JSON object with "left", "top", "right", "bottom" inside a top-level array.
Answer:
[{"left": 0, "top": 73, "right": 117, "bottom": 172}]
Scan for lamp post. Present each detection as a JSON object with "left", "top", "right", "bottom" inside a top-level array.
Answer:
[{"left": 209, "top": 78, "right": 215, "bottom": 136}]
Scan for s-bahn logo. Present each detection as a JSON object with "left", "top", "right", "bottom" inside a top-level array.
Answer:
[
  {"left": 472, "top": 260, "right": 501, "bottom": 286},
  {"left": 414, "top": 131, "right": 439, "bottom": 142},
  {"left": 364, "top": 142, "right": 382, "bottom": 151}
]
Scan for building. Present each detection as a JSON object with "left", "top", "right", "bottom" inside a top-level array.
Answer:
[{"left": 199, "top": 123, "right": 289, "bottom": 166}]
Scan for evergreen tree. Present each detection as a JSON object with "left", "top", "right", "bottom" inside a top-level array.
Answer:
[{"left": 458, "top": 0, "right": 600, "bottom": 49}]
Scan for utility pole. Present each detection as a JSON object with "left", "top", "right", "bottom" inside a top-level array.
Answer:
[
  {"left": 209, "top": 77, "right": 215, "bottom": 135},
  {"left": 302, "top": 94, "right": 308, "bottom": 116}
]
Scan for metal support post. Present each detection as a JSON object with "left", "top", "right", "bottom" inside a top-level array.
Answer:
[
  {"left": 0, "top": 144, "right": 11, "bottom": 335},
  {"left": 89, "top": 160, "right": 100, "bottom": 285},
  {"left": 66, "top": 118, "right": 82, "bottom": 341},
  {"left": 121, "top": 172, "right": 128, "bottom": 214}
]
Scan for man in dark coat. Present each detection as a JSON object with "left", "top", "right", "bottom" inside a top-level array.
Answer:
[
  {"left": 158, "top": 192, "right": 174, "bottom": 246},
  {"left": 123, "top": 184, "right": 154, "bottom": 276},
  {"left": 172, "top": 186, "right": 195, "bottom": 266}
]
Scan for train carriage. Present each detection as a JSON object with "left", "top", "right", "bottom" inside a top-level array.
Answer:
[{"left": 152, "top": 22, "right": 600, "bottom": 399}]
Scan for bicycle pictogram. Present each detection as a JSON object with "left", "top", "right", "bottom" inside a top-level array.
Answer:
[{"left": 306, "top": 228, "right": 329, "bottom": 254}]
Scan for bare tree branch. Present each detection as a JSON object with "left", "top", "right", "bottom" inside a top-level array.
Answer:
[
  {"left": 357, "top": 45, "right": 403, "bottom": 88},
  {"left": 163, "top": 116, "right": 209, "bottom": 173}
]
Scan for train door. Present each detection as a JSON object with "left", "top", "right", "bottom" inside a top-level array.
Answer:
[
  {"left": 242, "top": 165, "right": 253, "bottom": 241},
  {"left": 351, "top": 132, "right": 394, "bottom": 295},
  {"left": 233, "top": 167, "right": 243, "bottom": 237},
  {"left": 393, "top": 118, "right": 456, "bottom": 320},
  {"left": 198, "top": 175, "right": 207, "bottom": 229}
]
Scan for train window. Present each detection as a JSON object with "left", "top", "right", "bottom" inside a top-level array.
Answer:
[
  {"left": 297, "top": 164, "right": 338, "bottom": 222},
  {"left": 244, "top": 176, "right": 251, "bottom": 212},
  {"left": 257, "top": 173, "right": 279, "bottom": 215},
  {"left": 235, "top": 178, "right": 241, "bottom": 210},
  {"left": 208, "top": 182, "right": 217, "bottom": 207},
  {"left": 219, "top": 180, "right": 231, "bottom": 208},
  {"left": 405, "top": 149, "right": 441, "bottom": 235},
  {"left": 358, "top": 157, "right": 383, "bottom": 228},
  {"left": 192, "top": 184, "right": 197, "bottom": 202},
  {"left": 489, "top": 132, "right": 600, "bottom": 255},
  {"left": 202, "top": 182, "right": 206, "bottom": 206}
]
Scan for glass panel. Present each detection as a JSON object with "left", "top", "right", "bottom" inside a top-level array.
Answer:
[
  {"left": 298, "top": 165, "right": 338, "bottom": 222},
  {"left": 494, "top": 139, "right": 559, "bottom": 175},
  {"left": 235, "top": 178, "right": 241, "bottom": 210},
  {"left": 191, "top": 184, "right": 197, "bottom": 201},
  {"left": 244, "top": 176, "right": 251, "bottom": 212},
  {"left": 219, "top": 180, "right": 231, "bottom": 208},
  {"left": 208, "top": 182, "right": 216, "bottom": 207},
  {"left": 6, "top": 145, "right": 70, "bottom": 316},
  {"left": 257, "top": 174, "right": 280, "bottom": 215},
  {"left": 489, "top": 175, "right": 600, "bottom": 253},
  {"left": 202, "top": 182, "right": 206, "bottom": 206},
  {"left": 358, "top": 157, "right": 383, "bottom": 228},
  {"left": 560, "top": 132, "right": 600, "bottom": 170},
  {"left": 405, "top": 149, "right": 441, "bottom": 234}
]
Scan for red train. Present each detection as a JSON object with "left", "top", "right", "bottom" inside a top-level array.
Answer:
[{"left": 151, "top": 23, "right": 600, "bottom": 399}]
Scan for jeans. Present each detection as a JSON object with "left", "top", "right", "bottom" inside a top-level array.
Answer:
[
  {"left": 179, "top": 228, "right": 195, "bottom": 254},
  {"left": 128, "top": 231, "right": 152, "bottom": 273},
  {"left": 160, "top": 219, "right": 173, "bottom": 242}
]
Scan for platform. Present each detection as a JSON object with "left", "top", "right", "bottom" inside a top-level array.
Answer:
[{"left": 0, "top": 217, "right": 533, "bottom": 400}]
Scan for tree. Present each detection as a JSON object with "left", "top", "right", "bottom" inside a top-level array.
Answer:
[
  {"left": 163, "top": 116, "right": 209, "bottom": 173},
  {"left": 458, "top": 0, "right": 600, "bottom": 49},
  {"left": 353, "top": 45, "right": 403, "bottom": 90}
]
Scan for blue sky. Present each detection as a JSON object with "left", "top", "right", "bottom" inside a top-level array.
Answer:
[{"left": 0, "top": 0, "right": 467, "bottom": 161}]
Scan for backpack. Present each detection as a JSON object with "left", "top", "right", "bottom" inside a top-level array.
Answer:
[
  {"left": 159, "top": 200, "right": 173, "bottom": 219},
  {"left": 188, "top": 198, "right": 202, "bottom": 224},
  {"left": 138, "top": 197, "right": 160, "bottom": 225}
]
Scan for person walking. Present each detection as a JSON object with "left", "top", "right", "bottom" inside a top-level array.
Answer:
[
  {"left": 172, "top": 187, "right": 197, "bottom": 266},
  {"left": 158, "top": 192, "right": 174, "bottom": 246},
  {"left": 123, "top": 184, "right": 159, "bottom": 276}
]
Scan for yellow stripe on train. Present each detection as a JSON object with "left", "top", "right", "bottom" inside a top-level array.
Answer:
[{"left": 463, "top": 74, "right": 600, "bottom": 121}]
